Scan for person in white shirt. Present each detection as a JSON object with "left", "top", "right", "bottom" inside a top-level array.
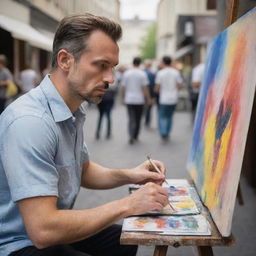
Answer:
[
  {"left": 20, "top": 65, "right": 38, "bottom": 94},
  {"left": 155, "top": 56, "right": 183, "bottom": 141},
  {"left": 190, "top": 62, "right": 205, "bottom": 119},
  {"left": 121, "top": 57, "right": 150, "bottom": 144}
]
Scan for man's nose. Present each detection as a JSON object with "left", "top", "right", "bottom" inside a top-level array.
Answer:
[{"left": 103, "top": 69, "right": 115, "bottom": 84}]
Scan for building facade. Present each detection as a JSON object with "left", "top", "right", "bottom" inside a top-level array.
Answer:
[
  {"left": 119, "top": 17, "right": 154, "bottom": 66},
  {"left": 0, "top": 0, "right": 120, "bottom": 79},
  {"left": 156, "top": 0, "right": 217, "bottom": 64}
]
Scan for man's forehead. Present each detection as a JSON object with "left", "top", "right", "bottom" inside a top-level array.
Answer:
[
  {"left": 84, "top": 32, "right": 119, "bottom": 65},
  {"left": 87, "top": 30, "right": 118, "bottom": 47}
]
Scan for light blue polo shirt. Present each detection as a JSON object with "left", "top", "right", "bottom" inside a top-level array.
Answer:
[{"left": 0, "top": 75, "right": 89, "bottom": 256}]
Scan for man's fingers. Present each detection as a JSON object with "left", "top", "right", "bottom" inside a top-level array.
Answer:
[
  {"left": 146, "top": 171, "right": 165, "bottom": 181},
  {"left": 153, "top": 160, "right": 166, "bottom": 174},
  {"left": 147, "top": 159, "right": 166, "bottom": 175}
]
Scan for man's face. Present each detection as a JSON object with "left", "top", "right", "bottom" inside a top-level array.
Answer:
[{"left": 67, "top": 30, "right": 119, "bottom": 104}]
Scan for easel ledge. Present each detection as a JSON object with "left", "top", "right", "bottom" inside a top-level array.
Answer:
[{"left": 120, "top": 179, "right": 235, "bottom": 256}]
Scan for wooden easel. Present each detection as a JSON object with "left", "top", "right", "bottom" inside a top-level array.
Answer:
[
  {"left": 226, "top": 0, "right": 245, "bottom": 206},
  {"left": 121, "top": 1, "right": 242, "bottom": 255}
]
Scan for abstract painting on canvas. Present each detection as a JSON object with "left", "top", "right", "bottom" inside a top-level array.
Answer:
[{"left": 187, "top": 8, "right": 256, "bottom": 236}]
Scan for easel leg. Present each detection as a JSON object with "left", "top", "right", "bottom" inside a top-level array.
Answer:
[
  {"left": 196, "top": 246, "right": 214, "bottom": 256},
  {"left": 153, "top": 245, "right": 168, "bottom": 256},
  {"left": 237, "top": 182, "right": 244, "bottom": 205}
]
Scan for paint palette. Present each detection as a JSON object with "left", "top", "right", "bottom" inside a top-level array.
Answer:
[
  {"left": 122, "top": 215, "right": 211, "bottom": 236},
  {"left": 129, "top": 179, "right": 201, "bottom": 215},
  {"left": 169, "top": 196, "right": 199, "bottom": 214}
]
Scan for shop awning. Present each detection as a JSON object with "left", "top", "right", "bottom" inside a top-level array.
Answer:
[
  {"left": 0, "top": 15, "right": 52, "bottom": 52},
  {"left": 173, "top": 45, "right": 194, "bottom": 59}
]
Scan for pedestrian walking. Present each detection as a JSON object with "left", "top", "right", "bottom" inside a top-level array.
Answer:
[
  {"left": 121, "top": 57, "right": 151, "bottom": 144},
  {"left": 190, "top": 62, "right": 205, "bottom": 120},
  {"left": 0, "top": 54, "right": 13, "bottom": 114},
  {"left": 0, "top": 13, "right": 169, "bottom": 256},
  {"left": 155, "top": 56, "right": 183, "bottom": 141},
  {"left": 143, "top": 59, "right": 155, "bottom": 128},
  {"left": 95, "top": 80, "right": 117, "bottom": 139}
]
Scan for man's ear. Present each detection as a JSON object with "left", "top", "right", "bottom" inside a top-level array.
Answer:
[{"left": 57, "top": 49, "right": 73, "bottom": 72}]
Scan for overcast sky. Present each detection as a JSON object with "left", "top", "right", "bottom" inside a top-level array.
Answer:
[{"left": 119, "top": 0, "right": 160, "bottom": 20}]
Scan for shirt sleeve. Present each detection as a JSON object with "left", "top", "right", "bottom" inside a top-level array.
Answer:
[
  {"left": 81, "top": 142, "right": 89, "bottom": 165},
  {"left": 176, "top": 72, "right": 183, "bottom": 84},
  {"left": 4, "top": 68, "right": 13, "bottom": 80},
  {"left": 192, "top": 66, "right": 204, "bottom": 83},
  {"left": 1, "top": 115, "right": 59, "bottom": 202},
  {"left": 142, "top": 72, "right": 149, "bottom": 86},
  {"left": 155, "top": 72, "right": 160, "bottom": 84}
]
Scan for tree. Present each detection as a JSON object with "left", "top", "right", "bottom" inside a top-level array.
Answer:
[{"left": 139, "top": 22, "right": 157, "bottom": 60}]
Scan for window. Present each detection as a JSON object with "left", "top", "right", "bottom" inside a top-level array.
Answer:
[{"left": 207, "top": 0, "right": 216, "bottom": 10}]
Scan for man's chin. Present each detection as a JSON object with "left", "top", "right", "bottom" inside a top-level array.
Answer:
[{"left": 85, "top": 96, "right": 103, "bottom": 104}]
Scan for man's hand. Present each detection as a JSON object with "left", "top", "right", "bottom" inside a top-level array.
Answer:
[
  {"left": 127, "top": 159, "right": 166, "bottom": 185},
  {"left": 123, "top": 182, "right": 169, "bottom": 215}
]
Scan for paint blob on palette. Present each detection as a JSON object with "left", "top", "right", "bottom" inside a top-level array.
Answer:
[
  {"left": 122, "top": 215, "right": 211, "bottom": 235},
  {"left": 168, "top": 185, "right": 190, "bottom": 196},
  {"left": 170, "top": 196, "right": 199, "bottom": 214}
]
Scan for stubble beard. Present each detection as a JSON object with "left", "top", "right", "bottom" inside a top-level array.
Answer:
[
  {"left": 77, "top": 91, "right": 103, "bottom": 104},
  {"left": 69, "top": 80, "right": 103, "bottom": 104}
]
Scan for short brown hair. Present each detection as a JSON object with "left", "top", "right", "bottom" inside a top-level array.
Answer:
[{"left": 51, "top": 13, "right": 122, "bottom": 69}]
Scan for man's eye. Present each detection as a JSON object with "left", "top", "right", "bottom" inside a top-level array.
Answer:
[{"left": 99, "top": 63, "right": 107, "bottom": 69}]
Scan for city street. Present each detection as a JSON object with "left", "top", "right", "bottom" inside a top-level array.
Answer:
[{"left": 74, "top": 102, "right": 256, "bottom": 256}]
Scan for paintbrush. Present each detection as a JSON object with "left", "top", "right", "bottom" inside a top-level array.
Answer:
[{"left": 146, "top": 156, "right": 176, "bottom": 212}]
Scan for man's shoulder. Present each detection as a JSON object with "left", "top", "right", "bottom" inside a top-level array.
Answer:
[
  {"left": 0, "top": 92, "right": 54, "bottom": 131},
  {"left": 0, "top": 68, "right": 12, "bottom": 80},
  {"left": 164, "top": 67, "right": 180, "bottom": 76}
]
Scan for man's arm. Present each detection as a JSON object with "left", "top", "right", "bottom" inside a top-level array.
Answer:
[
  {"left": 81, "top": 160, "right": 165, "bottom": 189},
  {"left": 19, "top": 181, "right": 168, "bottom": 249},
  {"left": 154, "top": 83, "right": 160, "bottom": 94},
  {"left": 191, "top": 81, "right": 201, "bottom": 88},
  {"left": 143, "top": 85, "right": 152, "bottom": 105}
]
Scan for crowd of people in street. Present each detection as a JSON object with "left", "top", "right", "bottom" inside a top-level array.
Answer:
[
  {"left": 93, "top": 54, "right": 205, "bottom": 145},
  {"left": 0, "top": 51, "right": 205, "bottom": 145},
  {"left": 0, "top": 54, "right": 41, "bottom": 115}
]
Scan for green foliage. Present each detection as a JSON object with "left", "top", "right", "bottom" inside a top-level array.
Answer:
[{"left": 139, "top": 22, "right": 156, "bottom": 60}]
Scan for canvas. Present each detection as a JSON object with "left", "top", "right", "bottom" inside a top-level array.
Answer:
[{"left": 187, "top": 8, "right": 256, "bottom": 236}]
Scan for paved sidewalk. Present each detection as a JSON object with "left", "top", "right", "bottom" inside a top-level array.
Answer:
[{"left": 74, "top": 102, "right": 256, "bottom": 256}]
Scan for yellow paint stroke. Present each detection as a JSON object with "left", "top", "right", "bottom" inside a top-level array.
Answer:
[
  {"left": 173, "top": 198, "right": 195, "bottom": 209},
  {"left": 202, "top": 114, "right": 232, "bottom": 209},
  {"left": 190, "top": 167, "right": 198, "bottom": 183}
]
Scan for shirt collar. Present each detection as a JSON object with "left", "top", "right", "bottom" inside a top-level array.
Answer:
[{"left": 40, "top": 75, "right": 85, "bottom": 122}]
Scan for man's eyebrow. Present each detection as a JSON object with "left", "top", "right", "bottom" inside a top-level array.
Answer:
[{"left": 94, "top": 59, "right": 118, "bottom": 67}]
